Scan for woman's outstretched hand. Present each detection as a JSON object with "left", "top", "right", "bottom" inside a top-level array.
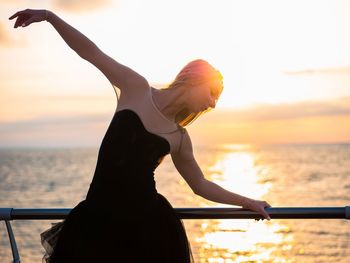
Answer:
[
  {"left": 243, "top": 199, "right": 272, "bottom": 221},
  {"left": 9, "top": 9, "right": 48, "bottom": 28}
]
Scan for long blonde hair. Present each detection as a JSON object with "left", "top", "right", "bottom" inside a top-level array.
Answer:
[{"left": 162, "top": 59, "right": 224, "bottom": 127}]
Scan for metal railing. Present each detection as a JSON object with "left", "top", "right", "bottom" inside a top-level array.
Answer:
[{"left": 1, "top": 206, "right": 349, "bottom": 263}]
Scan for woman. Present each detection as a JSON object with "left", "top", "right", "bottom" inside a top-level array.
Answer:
[{"left": 9, "top": 9, "right": 271, "bottom": 263}]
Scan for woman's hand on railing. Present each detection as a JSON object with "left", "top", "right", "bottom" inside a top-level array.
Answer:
[
  {"left": 243, "top": 199, "right": 272, "bottom": 221},
  {"left": 9, "top": 9, "right": 48, "bottom": 28}
]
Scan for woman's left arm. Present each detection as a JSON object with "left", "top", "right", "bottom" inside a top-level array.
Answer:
[
  {"left": 9, "top": 9, "right": 148, "bottom": 95},
  {"left": 171, "top": 130, "right": 271, "bottom": 220}
]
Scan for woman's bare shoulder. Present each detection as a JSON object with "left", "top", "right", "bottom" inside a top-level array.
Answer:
[{"left": 115, "top": 78, "right": 150, "bottom": 105}]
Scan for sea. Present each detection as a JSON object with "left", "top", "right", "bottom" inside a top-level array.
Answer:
[{"left": 0, "top": 143, "right": 349, "bottom": 263}]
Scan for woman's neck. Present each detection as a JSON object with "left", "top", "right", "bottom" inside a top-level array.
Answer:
[{"left": 152, "top": 87, "right": 186, "bottom": 123}]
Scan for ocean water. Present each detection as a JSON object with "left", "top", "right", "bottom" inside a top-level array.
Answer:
[{"left": 0, "top": 144, "right": 349, "bottom": 263}]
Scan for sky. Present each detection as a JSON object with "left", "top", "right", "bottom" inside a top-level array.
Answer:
[{"left": 1, "top": 0, "right": 350, "bottom": 147}]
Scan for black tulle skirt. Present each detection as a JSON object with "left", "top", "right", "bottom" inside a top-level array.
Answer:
[{"left": 41, "top": 194, "right": 193, "bottom": 263}]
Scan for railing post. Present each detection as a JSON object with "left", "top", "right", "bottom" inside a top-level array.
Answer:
[{"left": 5, "top": 220, "right": 21, "bottom": 263}]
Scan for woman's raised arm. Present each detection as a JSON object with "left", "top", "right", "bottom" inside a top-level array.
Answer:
[{"left": 9, "top": 9, "right": 148, "bottom": 94}]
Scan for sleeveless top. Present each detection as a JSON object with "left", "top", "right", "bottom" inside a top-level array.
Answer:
[
  {"left": 85, "top": 109, "right": 172, "bottom": 213},
  {"left": 41, "top": 87, "right": 193, "bottom": 263}
]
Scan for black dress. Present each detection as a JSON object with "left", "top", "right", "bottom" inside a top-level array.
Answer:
[{"left": 41, "top": 109, "right": 193, "bottom": 263}]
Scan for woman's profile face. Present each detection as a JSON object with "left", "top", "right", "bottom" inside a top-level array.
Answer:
[{"left": 187, "top": 82, "right": 217, "bottom": 113}]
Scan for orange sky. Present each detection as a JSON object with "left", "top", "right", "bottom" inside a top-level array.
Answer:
[{"left": 1, "top": 0, "right": 350, "bottom": 147}]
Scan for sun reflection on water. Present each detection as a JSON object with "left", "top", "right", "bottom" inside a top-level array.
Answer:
[
  {"left": 209, "top": 149, "right": 271, "bottom": 199},
  {"left": 198, "top": 144, "right": 293, "bottom": 262}
]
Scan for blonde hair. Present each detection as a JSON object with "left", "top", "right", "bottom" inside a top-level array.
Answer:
[{"left": 162, "top": 59, "right": 224, "bottom": 127}]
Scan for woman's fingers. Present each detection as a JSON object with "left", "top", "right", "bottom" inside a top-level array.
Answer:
[
  {"left": 255, "top": 203, "right": 271, "bottom": 221},
  {"left": 14, "top": 16, "right": 26, "bottom": 28},
  {"left": 246, "top": 199, "right": 272, "bottom": 221},
  {"left": 9, "top": 9, "right": 28, "bottom": 20},
  {"left": 13, "top": 14, "right": 31, "bottom": 28},
  {"left": 9, "top": 11, "right": 22, "bottom": 20},
  {"left": 262, "top": 210, "right": 271, "bottom": 220},
  {"left": 9, "top": 13, "right": 18, "bottom": 20},
  {"left": 22, "top": 17, "right": 37, "bottom": 27},
  {"left": 10, "top": 9, "right": 46, "bottom": 28},
  {"left": 9, "top": 10, "right": 32, "bottom": 28}
]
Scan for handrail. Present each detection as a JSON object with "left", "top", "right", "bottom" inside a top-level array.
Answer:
[
  {"left": 1, "top": 206, "right": 349, "bottom": 220},
  {"left": 1, "top": 206, "right": 349, "bottom": 263}
]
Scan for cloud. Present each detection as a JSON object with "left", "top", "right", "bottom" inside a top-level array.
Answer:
[
  {"left": 1, "top": 97, "right": 350, "bottom": 147},
  {"left": 0, "top": 113, "right": 111, "bottom": 147},
  {"left": 245, "top": 97, "right": 350, "bottom": 121},
  {"left": 2, "top": 97, "right": 350, "bottom": 132},
  {"left": 52, "top": 0, "right": 112, "bottom": 13},
  {"left": 201, "top": 97, "right": 350, "bottom": 122},
  {"left": 190, "top": 97, "right": 350, "bottom": 146},
  {"left": 0, "top": 113, "right": 111, "bottom": 133}
]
